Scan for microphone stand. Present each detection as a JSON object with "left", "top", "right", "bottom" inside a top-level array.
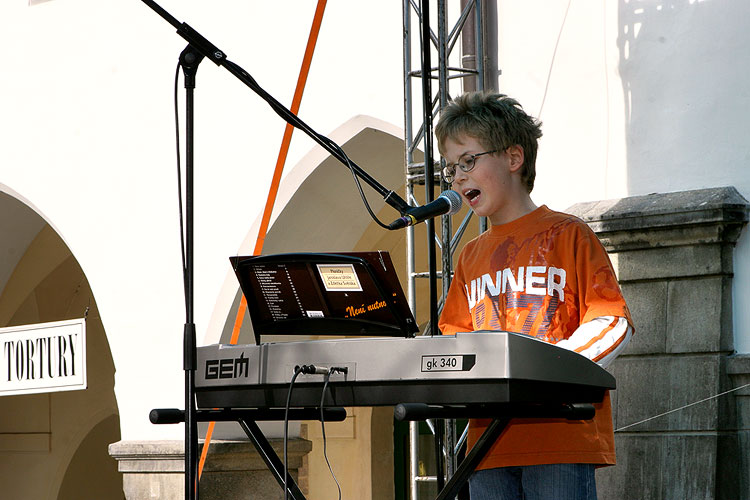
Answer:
[
  {"left": 178, "top": 45, "right": 201, "bottom": 500},
  {"left": 418, "top": 0, "right": 445, "bottom": 491},
  {"left": 141, "top": 0, "right": 412, "bottom": 217},
  {"left": 139, "top": 2, "right": 415, "bottom": 499}
]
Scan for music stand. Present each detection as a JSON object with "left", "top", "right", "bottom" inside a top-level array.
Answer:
[{"left": 231, "top": 251, "right": 418, "bottom": 345}]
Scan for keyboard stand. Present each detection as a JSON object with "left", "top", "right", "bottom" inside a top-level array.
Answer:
[
  {"left": 238, "top": 417, "right": 307, "bottom": 500},
  {"left": 150, "top": 407, "right": 346, "bottom": 500},
  {"left": 394, "top": 403, "right": 595, "bottom": 500},
  {"left": 151, "top": 402, "right": 594, "bottom": 500}
]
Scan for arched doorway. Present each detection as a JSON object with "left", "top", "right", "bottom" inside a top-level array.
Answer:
[
  {"left": 202, "top": 116, "right": 463, "bottom": 499},
  {"left": 0, "top": 189, "right": 122, "bottom": 499}
]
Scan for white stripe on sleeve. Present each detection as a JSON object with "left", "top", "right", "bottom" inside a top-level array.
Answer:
[{"left": 554, "top": 316, "right": 633, "bottom": 368}]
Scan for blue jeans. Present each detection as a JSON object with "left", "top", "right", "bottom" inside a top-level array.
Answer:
[{"left": 469, "top": 464, "right": 597, "bottom": 500}]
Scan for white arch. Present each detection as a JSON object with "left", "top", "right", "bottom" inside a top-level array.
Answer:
[{"left": 204, "top": 115, "right": 406, "bottom": 346}]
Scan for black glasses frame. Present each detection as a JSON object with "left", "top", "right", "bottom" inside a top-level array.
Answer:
[{"left": 441, "top": 149, "right": 501, "bottom": 183}]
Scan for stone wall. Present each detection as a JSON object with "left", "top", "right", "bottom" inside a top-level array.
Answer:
[{"left": 567, "top": 187, "right": 749, "bottom": 500}]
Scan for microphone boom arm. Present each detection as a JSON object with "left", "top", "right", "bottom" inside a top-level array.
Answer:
[{"left": 141, "top": 0, "right": 412, "bottom": 216}]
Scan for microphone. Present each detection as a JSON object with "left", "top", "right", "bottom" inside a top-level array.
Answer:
[{"left": 388, "top": 190, "right": 463, "bottom": 229}]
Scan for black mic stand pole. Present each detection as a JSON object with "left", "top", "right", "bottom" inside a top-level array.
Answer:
[
  {"left": 141, "top": 0, "right": 412, "bottom": 219},
  {"left": 420, "top": 0, "right": 439, "bottom": 339},
  {"left": 137, "top": 2, "right": 416, "bottom": 499},
  {"left": 180, "top": 46, "right": 202, "bottom": 500},
  {"left": 418, "top": 0, "right": 445, "bottom": 492}
]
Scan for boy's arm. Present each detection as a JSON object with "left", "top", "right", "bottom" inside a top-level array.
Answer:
[{"left": 554, "top": 316, "right": 633, "bottom": 368}]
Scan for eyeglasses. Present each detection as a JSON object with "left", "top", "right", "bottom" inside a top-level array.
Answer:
[{"left": 441, "top": 149, "right": 498, "bottom": 183}]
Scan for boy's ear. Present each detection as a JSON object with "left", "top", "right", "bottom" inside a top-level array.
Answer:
[{"left": 507, "top": 145, "right": 525, "bottom": 173}]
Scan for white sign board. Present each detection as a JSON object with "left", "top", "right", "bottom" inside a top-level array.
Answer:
[{"left": 0, "top": 318, "right": 86, "bottom": 396}]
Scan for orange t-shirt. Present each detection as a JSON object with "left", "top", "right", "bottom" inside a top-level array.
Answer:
[{"left": 438, "top": 205, "right": 632, "bottom": 469}]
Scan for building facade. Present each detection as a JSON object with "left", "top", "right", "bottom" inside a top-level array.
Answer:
[{"left": 1, "top": 1, "right": 749, "bottom": 499}]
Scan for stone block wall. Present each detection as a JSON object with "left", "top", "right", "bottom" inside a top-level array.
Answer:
[
  {"left": 109, "top": 438, "right": 311, "bottom": 500},
  {"left": 567, "top": 187, "right": 749, "bottom": 500}
]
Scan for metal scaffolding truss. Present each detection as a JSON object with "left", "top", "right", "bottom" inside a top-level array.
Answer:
[{"left": 401, "top": 0, "right": 497, "bottom": 498}]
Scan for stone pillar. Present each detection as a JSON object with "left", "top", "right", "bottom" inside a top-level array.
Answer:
[
  {"left": 566, "top": 187, "right": 749, "bottom": 500},
  {"left": 109, "top": 439, "right": 311, "bottom": 500}
]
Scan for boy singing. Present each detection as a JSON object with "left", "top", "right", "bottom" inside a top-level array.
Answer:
[{"left": 437, "top": 91, "right": 633, "bottom": 500}]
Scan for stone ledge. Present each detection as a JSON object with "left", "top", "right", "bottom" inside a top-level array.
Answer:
[
  {"left": 567, "top": 186, "right": 749, "bottom": 233},
  {"left": 109, "top": 439, "right": 313, "bottom": 500},
  {"left": 109, "top": 438, "right": 312, "bottom": 472},
  {"left": 567, "top": 187, "right": 749, "bottom": 253}
]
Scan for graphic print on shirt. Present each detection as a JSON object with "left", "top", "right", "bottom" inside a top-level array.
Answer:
[
  {"left": 437, "top": 207, "right": 631, "bottom": 469},
  {"left": 463, "top": 217, "right": 582, "bottom": 340},
  {"left": 442, "top": 209, "right": 630, "bottom": 342},
  {"left": 465, "top": 266, "right": 564, "bottom": 339}
]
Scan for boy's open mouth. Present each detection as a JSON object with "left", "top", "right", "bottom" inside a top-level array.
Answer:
[{"left": 464, "top": 188, "right": 481, "bottom": 202}]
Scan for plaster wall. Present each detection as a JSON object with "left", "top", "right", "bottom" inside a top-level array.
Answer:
[
  {"left": 493, "top": 0, "right": 750, "bottom": 350},
  {"left": 3, "top": 0, "right": 750, "bottom": 452},
  {"left": 0, "top": 0, "right": 406, "bottom": 442}
]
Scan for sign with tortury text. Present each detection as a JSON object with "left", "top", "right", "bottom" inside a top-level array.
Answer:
[{"left": 0, "top": 318, "right": 86, "bottom": 396}]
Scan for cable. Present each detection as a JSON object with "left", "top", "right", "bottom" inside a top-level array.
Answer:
[
  {"left": 284, "top": 364, "right": 348, "bottom": 500},
  {"left": 537, "top": 0, "right": 573, "bottom": 119},
  {"left": 337, "top": 144, "right": 391, "bottom": 230},
  {"left": 173, "top": 61, "right": 188, "bottom": 310},
  {"left": 222, "top": 58, "right": 395, "bottom": 230},
  {"left": 283, "top": 366, "right": 304, "bottom": 500},
  {"left": 615, "top": 382, "right": 750, "bottom": 432},
  {"left": 320, "top": 368, "right": 343, "bottom": 500}
]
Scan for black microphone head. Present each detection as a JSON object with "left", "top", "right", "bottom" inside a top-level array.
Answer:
[
  {"left": 439, "top": 190, "right": 463, "bottom": 215},
  {"left": 387, "top": 190, "right": 463, "bottom": 230}
]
